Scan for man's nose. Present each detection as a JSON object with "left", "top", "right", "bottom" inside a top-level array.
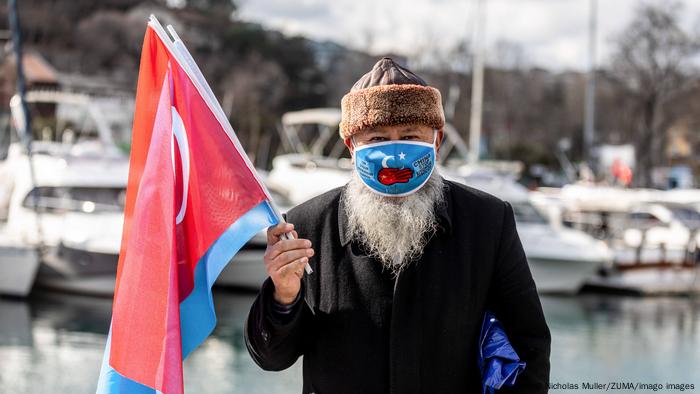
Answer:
[{"left": 387, "top": 130, "right": 403, "bottom": 140}]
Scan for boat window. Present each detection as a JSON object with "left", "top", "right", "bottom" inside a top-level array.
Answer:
[
  {"left": 22, "top": 187, "right": 125, "bottom": 213},
  {"left": 511, "top": 202, "right": 547, "bottom": 224},
  {"left": 109, "top": 121, "right": 132, "bottom": 154},
  {"left": 628, "top": 212, "right": 663, "bottom": 226},
  {"left": 667, "top": 206, "right": 700, "bottom": 229},
  {"left": 283, "top": 122, "right": 349, "bottom": 159},
  {"left": 10, "top": 94, "right": 134, "bottom": 156},
  {"left": 30, "top": 101, "right": 101, "bottom": 143},
  {"left": 95, "top": 99, "right": 133, "bottom": 154}
]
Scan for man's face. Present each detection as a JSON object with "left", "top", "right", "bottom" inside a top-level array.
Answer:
[
  {"left": 345, "top": 123, "right": 443, "bottom": 157},
  {"left": 343, "top": 122, "right": 446, "bottom": 275}
]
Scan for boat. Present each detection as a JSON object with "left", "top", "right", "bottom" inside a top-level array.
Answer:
[
  {"left": 0, "top": 91, "right": 130, "bottom": 297},
  {"left": 0, "top": 89, "right": 299, "bottom": 295},
  {"left": 0, "top": 148, "right": 127, "bottom": 298},
  {"left": 530, "top": 184, "right": 700, "bottom": 295},
  {"left": 265, "top": 108, "right": 351, "bottom": 206},
  {"left": 582, "top": 202, "right": 700, "bottom": 295},
  {"left": 442, "top": 168, "right": 611, "bottom": 294},
  {"left": 0, "top": 240, "right": 39, "bottom": 298}
]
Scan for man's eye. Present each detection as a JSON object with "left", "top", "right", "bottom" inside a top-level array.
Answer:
[
  {"left": 401, "top": 135, "right": 419, "bottom": 140},
  {"left": 370, "top": 137, "right": 388, "bottom": 142}
]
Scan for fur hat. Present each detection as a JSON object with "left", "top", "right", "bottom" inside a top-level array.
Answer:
[{"left": 339, "top": 57, "right": 445, "bottom": 139}]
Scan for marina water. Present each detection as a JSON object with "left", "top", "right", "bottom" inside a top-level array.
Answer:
[{"left": 0, "top": 291, "right": 698, "bottom": 393}]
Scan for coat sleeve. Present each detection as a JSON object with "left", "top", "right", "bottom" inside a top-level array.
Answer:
[
  {"left": 244, "top": 276, "right": 311, "bottom": 371},
  {"left": 487, "top": 200, "right": 551, "bottom": 393}
]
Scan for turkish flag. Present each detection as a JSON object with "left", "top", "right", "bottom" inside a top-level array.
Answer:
[{"left": 100, "top": 21, "right": 276, "bottom": 394}]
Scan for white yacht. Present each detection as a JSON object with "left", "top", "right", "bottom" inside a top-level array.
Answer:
[
  {"left": 585, "top": 203, "right": 700, "bottom": 295},
  {"left": 0, "top": 91, "right": 131, "bottom": 297},
  {"left": 442, "top": 169, "right": 612, "bottom": 294},
  {"left": 531, "top": 184, "right": 700, "bottom": 295},
  {"left": 0, "top": 91, "right": 291, "bottom": 295},
  {"left": 265, "top": 108, "right": 352, "bottom": 206}
]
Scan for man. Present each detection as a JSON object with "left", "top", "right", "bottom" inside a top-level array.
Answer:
[{"left": 245, "top": 57, "right": 551, "bottom": 393}]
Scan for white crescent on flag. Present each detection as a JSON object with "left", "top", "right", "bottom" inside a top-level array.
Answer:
[{"left": 171, "top": 106, "right": 190, "bottom": 225}]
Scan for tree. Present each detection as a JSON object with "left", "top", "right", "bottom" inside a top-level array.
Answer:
[{"left": 610, "top": 1, "right": 699, "bottom": 187}]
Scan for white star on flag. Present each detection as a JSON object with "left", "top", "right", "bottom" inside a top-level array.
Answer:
[{"left": 398, "top": 152, "right": 406, "bottom": 160}]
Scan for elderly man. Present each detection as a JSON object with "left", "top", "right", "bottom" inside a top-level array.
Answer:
[{"left": 245, "top": 57, "right": 551, "bottom": 393}]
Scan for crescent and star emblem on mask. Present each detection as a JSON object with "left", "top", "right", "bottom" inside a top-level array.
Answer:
[{"left": 378, "top": 152, "right": 413, "bottom": 186}]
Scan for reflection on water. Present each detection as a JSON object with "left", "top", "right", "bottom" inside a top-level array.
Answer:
[
  {"left": 0, "top": 291, "right": 301, "bottom": 394},
  {"left": 1, "top": 292, "right": 698, "bottom": 393},
  {"left": 544, "top": 295, "right": 700, "bottom": 389}
]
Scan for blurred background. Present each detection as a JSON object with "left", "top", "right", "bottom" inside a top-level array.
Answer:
[{"left": 0, "top": 0, "right": 700, "bottom": 393}]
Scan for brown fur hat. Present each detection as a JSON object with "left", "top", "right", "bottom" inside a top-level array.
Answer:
[{"left": 339, "top": 57, "right": 445, "bottom": 139}]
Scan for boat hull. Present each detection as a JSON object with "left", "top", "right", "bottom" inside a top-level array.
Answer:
[
  {"left": 33, "top": 243, "right": 269, "bottom": 297},
  {"left": 527, "top": 256, "right": 601, "bottom": 295},
  {"left": 584, "top": 267, "right": 700, "bottom": 296},
  {"left": 0, "top": 244, "right": 40, "bottom": 297},
  {"left": 215, "top": 250, "right": 267, "bottom": 290}
]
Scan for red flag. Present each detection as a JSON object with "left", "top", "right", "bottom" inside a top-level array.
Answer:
[{"left": 98, "top": 18, "right": 280, "bottom": 394}]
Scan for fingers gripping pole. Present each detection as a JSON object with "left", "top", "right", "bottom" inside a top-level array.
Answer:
[
  {"left": 264, "top": 191, "right": 312, "bottom": 275},
  {"left": 279, "top": 223, "right": 313, "bottom": 275}
]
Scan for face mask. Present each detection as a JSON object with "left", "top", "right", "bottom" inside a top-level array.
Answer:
[{"left": 352, "top": 130, "right": 437, "bottom": 197}]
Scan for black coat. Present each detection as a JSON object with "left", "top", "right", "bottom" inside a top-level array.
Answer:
[{"left": 245, "top": 180, "right": 551, "bottom": 393}]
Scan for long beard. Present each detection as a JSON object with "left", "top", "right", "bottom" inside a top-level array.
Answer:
[{"left": 343, "top": 169, "right": 446, "bottom": 277}]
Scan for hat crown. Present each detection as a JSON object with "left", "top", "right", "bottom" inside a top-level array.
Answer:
[{"left": 351, "top": 57, "right": 428, "bottom": 92}]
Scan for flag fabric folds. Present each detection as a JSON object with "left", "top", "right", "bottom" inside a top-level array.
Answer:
[
  {"left": 96, "top": 16, "right": 280, "bottom": 394},
  {"left": 478, "top": 311, "right": 527, "bottom": 394}
]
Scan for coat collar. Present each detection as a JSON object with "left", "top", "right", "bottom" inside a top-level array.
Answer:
[{"left": 338, "top": 179, "right": 453, "bottom": 247}]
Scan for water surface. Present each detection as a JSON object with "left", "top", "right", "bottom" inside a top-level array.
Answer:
[{"left": 1, "top": 291, "right": 698, "bottom": 393}]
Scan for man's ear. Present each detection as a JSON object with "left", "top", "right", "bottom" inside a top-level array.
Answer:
[{"left": 435, "top": 128, "right": 444, "bottom": 153}]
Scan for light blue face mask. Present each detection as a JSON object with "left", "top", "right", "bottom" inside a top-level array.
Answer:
[{"left": 352, "top": 130, "right": 437, "bottom": 197}]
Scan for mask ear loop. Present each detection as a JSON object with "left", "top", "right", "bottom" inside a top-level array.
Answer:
[
  {"left": 432, "top": 128, "right": 439, "bottom": 165},
  {"left": 350, "top": 136, "right": 358, "bottom": 164}
]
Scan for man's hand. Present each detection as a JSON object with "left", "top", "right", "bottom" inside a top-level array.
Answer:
[{"left": 264, "top": 222, "right": 315, "bottom": 305}]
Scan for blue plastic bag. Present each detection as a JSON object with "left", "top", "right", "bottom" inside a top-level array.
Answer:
[{"left": 478, "top": 311, "right": 527, "bottom": 394}]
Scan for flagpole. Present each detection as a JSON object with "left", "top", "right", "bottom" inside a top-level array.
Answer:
[
  {"left": 148, "top": 16, "right": 312, "bottom": 274},
  {"left": 9, "top": 0, "right": 46, "bottom": 260}
]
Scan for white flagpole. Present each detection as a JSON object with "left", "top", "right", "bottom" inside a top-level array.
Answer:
[{"left": 147, "top": 15, "right": 312, "bottom": 274}]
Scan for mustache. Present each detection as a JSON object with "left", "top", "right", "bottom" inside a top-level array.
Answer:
[{"left": 343, "top": 169, "right": 446, "bottom": 276}]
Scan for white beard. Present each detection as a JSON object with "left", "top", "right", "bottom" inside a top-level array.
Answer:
[{"left": 342, "top": 169, "right": 446, "bottom": 277}]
